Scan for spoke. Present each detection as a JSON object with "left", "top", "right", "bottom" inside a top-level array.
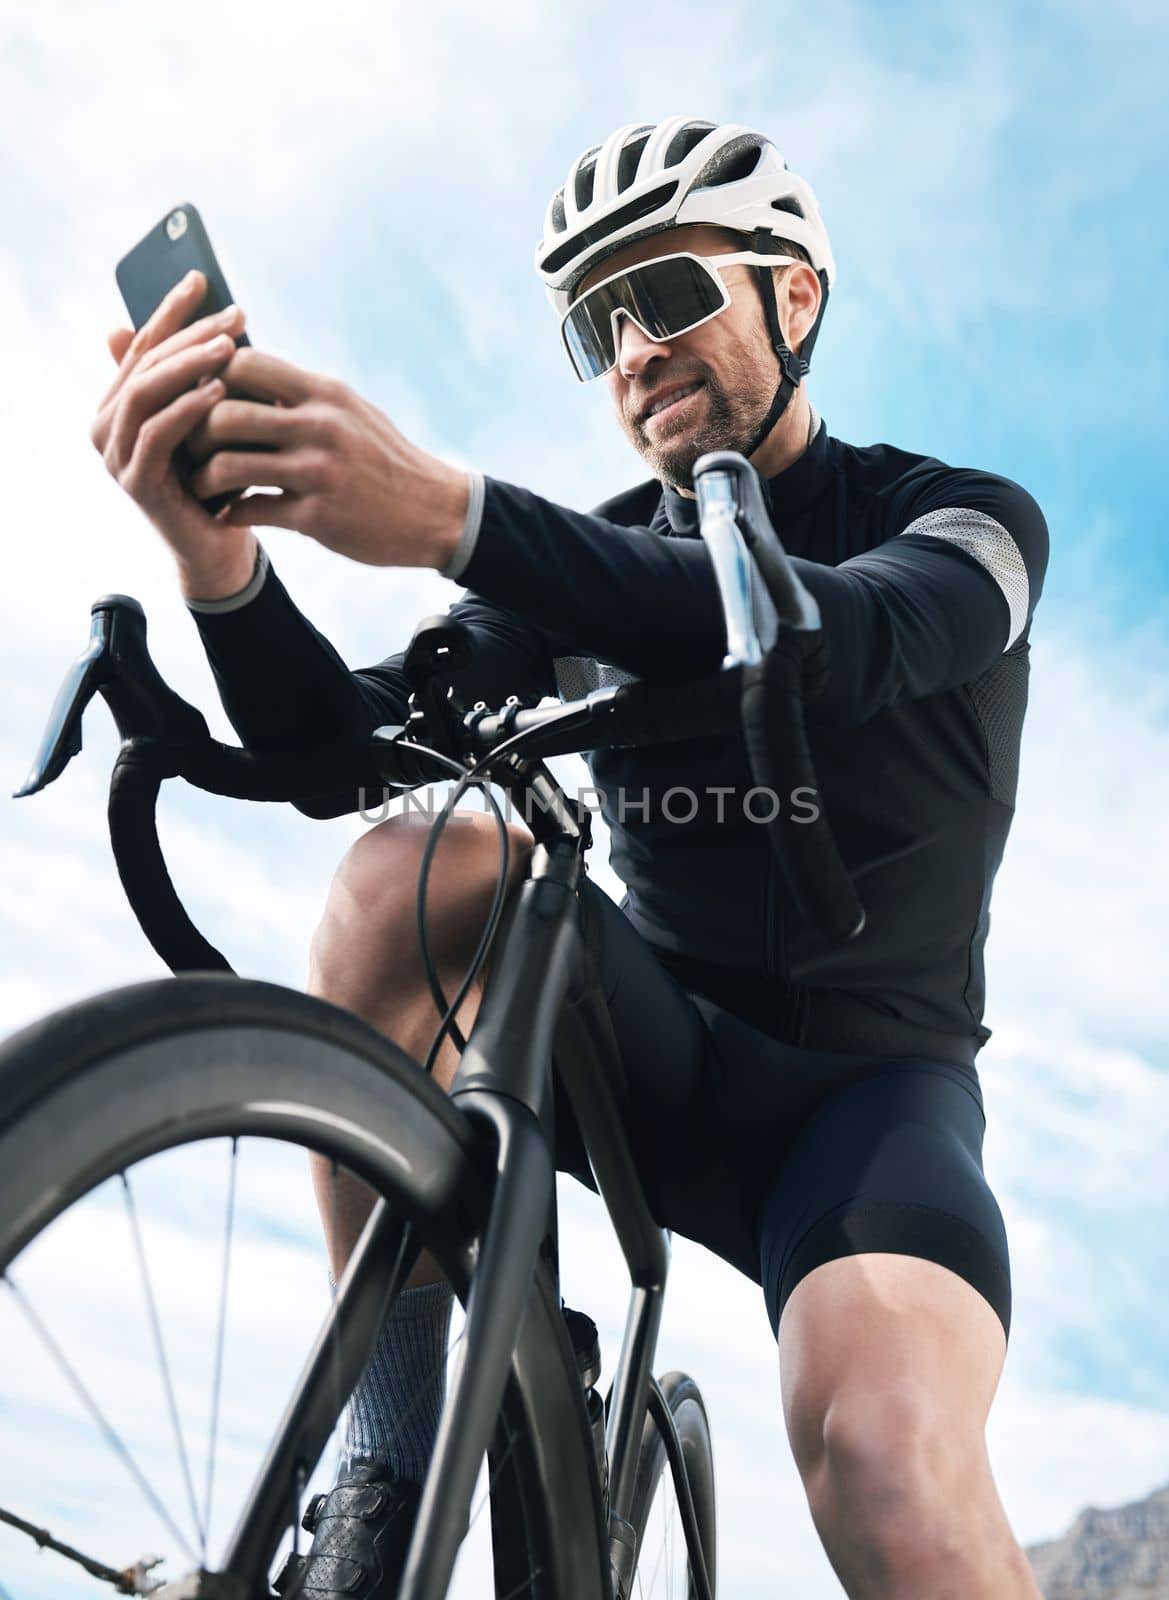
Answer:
[
  {"left": 496, "top": 1566, "right": 546, "bottom": 1600},
  {"left": 2, "top": 1273, "right": 197, "bottom": 1567},
  {"left": 121, "top": 1172, "right": 205, "bottom": 1554},
  {"left": 381, "top": 1317, "right": 467, "bottom": 1473},
  {"left": 669, "top": 1488, "right": 677, "bottom": 1595},
  {"left": 643, "top": 1484, "right": 669, "bottom": 1597},
  {"left": 0, "top": 1502, "right": 163, "bottom": 1594},
  {"left": 328, "top": 1159, "right": 344, "bottom": 1480},
  {"left": 464, "top": 1375, "right": 515, "bottom": 1539},
  {"left": 465, "top": 1411, "right": 543, "bottom": 1600},
  {"left": 644, "top": 1526, "right": 666, "bottom": 1597},
  {"left": 202, "top": 1136, "right": 238, "bottom": 1555}
]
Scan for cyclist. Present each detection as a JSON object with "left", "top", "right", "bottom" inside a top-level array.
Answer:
[{"left": 92, "top": 117, "right": 1048, "bottom": 1598}]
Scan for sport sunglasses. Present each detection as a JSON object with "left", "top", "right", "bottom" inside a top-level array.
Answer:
[{"left": 561, "top": 249, "right": 799, "bottom": 382}]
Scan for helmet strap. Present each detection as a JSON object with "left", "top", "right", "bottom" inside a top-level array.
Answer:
[
  {"left": 738, "top": 232, "right": 835, "bottom": 463},
  {"left": 740, "top": 227, "right": 806, "bottom": 460}
]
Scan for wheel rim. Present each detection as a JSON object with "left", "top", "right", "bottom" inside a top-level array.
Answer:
[
  {"left": 0, "top": 1132, "right": 521, "bottom": 1598},
  {"left": 0, "top": 984, "right": 604, "bottom": 1600}
]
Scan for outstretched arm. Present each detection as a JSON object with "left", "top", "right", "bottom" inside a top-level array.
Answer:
[
  {"left": 446, "top": 470, "right": 1049, "bottom": 723},
  {"left": 186, "top": 543, "right": 555, "bottom": 818}
]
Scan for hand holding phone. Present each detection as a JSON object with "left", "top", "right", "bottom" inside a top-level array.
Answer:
[
  {"left": 115, "top": 204, "right": 263, "bottom": 516},
  {"left": 100, "top": 204, "right": 468, "bottom": 581},
  {"left": 92, "top": 230, "right": 258, "bottom": 597}
]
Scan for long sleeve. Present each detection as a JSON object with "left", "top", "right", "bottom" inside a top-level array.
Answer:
[
  {"left": 187, "top": 549, "right": 556, "bottom": 819},
  {"left": 458, "top": 471, "right": 1048, "bottom": 725},
  {"left": 794, "top": 469, "right": 1049, "bottom": 723}
]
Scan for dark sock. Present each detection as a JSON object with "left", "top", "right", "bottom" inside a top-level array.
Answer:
[{"left": 339, "top": 1279, "right": 456, "bottom": 1485}]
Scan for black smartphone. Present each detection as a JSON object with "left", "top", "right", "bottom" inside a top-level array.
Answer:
[{"left": 116, "top": 203, "right": 254, "bottom": 515}]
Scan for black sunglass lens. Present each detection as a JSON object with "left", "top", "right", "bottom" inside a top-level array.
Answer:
[{"left": 565, "top": 257, "right": 726, "bottom": 378}]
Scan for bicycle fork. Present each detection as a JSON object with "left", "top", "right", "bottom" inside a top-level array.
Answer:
[{"left": 395, "top": 838, "right": 593, "bottom": 1600}]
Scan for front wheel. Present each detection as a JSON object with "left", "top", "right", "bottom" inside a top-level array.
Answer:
[
  {"left": 0, "top": 974, "right": 608, "bottom": 1600},
  {"left": 626, "top": 1372, "right": 716, "bottom": 1598}
]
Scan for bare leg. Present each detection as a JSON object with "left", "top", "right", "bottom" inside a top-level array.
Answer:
[
  {"left": 781, "top": 1254, "right": 1042, "bottom": 1598},
  {"left": 305, "top": 810, "right": 533, "bottom": 1286}
]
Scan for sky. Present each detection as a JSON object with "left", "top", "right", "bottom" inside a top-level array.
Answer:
[{"left": 1, "top": 0, "right": 1168, "bottom": 1595}]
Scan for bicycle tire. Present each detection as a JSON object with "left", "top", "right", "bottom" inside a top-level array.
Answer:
[
  {"left": 627, "top": 1372, "right": 717, "bottom": 1599},
  {"left": 0, "top": 973, "right": 609, "bottom": 1600}
]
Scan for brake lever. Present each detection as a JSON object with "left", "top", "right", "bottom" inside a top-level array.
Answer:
[
  {"left": 693, "top": 460, "right": 776, "bottom": 667},
  {"left": 14, "top": 595, "right": 210, "bottom": 799},
  {"left": 693, "top": 450, "right": 864, "bottom": 943},
  {"left": 694, "top": 451, "right": 821, "bottom": 650}
]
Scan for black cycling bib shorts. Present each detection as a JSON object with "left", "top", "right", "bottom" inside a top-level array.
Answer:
[{"left": 553, "top": 875, "right": 1012, "bottom": 1343}]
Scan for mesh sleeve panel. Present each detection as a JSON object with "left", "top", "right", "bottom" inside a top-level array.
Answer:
[
  {"left": 553, "top": 655, "right": 641, "bottom": 700},
  {"left": 901, "top": 507, "right": 1030, "bottom": 648},
  {"left": 965, "top": 640, "right": 1031, "bottom": 806}
]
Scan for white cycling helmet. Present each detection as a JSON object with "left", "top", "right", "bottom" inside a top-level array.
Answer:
[
  {"left": 536, "top": 116, "right": 835, "bottom": 315},
  {"left": 536, "top": 118, "right": 835, "bottom": 452}
]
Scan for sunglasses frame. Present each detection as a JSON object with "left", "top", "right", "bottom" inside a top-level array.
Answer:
[{"left": 561, "top": 249, "right": 800, "bottom": 382}]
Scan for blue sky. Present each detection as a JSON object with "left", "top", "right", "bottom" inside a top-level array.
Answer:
[{"left": 1, "top": 1, "right": 1167, "bottom": 1595}]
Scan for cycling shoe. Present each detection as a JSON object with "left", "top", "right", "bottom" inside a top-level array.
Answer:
[{"left": 272, "top": 1459, "right": 421, "bottom": 1598}]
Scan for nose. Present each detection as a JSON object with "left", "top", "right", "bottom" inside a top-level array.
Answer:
[{"left": 614, "top": 311, "right": 671, "bottom": 379}]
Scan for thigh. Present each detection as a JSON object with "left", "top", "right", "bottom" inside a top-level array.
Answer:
[{"left": 756, "top": 1061, "right": 1012, "bottom": 1344}]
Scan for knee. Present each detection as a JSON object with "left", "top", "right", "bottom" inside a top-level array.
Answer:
[
  {"left": 311, "top": 811, "right": 533, "bottom": 978},
  {"left": 799, "top": 1384, "right": 971, "bottom": 1571}
]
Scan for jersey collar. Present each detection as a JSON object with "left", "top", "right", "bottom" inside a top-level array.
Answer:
[{"left": 657, "top": 411, "right": 830, "bottom": 536}]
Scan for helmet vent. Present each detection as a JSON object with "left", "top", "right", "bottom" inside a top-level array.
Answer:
[
  {"left": 574, "top": 156, "right": 599, "bottom": 213},
  {"left": 549, "top": 190, "right": 567, "bottom": 234},
  {"left": 771, "top": 196, "right": 806, "bottom": 219},
  {"left": 539, "top": 180, "right": 679, "bottom": 276},
  {"left": 664, "top": 121, "right": 716, "bottom": 168},
  {"left": 617, "top": 132, "right": 653, "bottom": 193},
  {"left": 691, "top": 135, "right": 766, "bottom": 190}
]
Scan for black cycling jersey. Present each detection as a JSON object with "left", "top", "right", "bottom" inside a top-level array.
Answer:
[{"left": 186, "top": 415, "right": 1048, "bottom": 1068}]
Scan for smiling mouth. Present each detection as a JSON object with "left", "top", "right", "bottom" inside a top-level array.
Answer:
[{"left": 642, "top": 382, "right": 705, "bottom": 427}]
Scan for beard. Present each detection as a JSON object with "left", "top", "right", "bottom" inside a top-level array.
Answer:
[{"left": 628, "top": 364, "right": 773, "bottom": 492}]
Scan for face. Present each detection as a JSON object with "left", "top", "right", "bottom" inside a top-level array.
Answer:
[{"left": 574, "top": 224, "right": 818, "bottom": 490}]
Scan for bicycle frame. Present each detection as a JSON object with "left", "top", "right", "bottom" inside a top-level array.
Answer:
[
  {"left": 406, "top": 823, "right": 675, "bottom": 1600},
  {"left": 208, "top": 823, "right": 682, "bottom": 1600}
]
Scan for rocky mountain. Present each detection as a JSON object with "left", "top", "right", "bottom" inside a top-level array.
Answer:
[{"left": 1027, "top": 1483, "right": 1169, "bottom": 1598}]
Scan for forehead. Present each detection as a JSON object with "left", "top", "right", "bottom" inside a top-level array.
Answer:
[{"left": 576, "top": 224, "right": 742, "bottom": 297}]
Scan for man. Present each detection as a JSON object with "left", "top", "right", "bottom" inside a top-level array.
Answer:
[{"left": 92, "top": 117, "right": 1047, "bottom": 1597}]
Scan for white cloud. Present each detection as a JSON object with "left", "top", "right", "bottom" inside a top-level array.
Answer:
[{"left": 985, "top": 628, "right": 1169, "bottom": 1052}]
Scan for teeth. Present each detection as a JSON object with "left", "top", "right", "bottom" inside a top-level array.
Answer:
[{"left": 648, "top": 382, "right": 701, "bottom": 417}]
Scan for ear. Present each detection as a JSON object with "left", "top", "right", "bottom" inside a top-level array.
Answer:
[{"left": 776, "top": 262, "right": 821, "bottom": 355}]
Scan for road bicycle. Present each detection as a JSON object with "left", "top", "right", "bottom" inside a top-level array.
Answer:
[{"left": 0, "top": 451, "right": 864, "bottom": 1599}]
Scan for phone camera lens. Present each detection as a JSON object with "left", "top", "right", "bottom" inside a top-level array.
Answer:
[{"left": 166, "top": 209, "right": 189, "bottom": 242}]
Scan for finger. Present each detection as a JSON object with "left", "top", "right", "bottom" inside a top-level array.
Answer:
[
  {"left": 125, "top": 310, "right": 246, "bottom": 409},
  {"left": 134, "top": 302, "right": 247, "bottom": 385},
  {"left": 122, "top": 380, "right": 225, "bottom": 494},
  {"left": 213, "top": 346, "right": 326, "bottom": 406},
  {"left": 185, "top": 394, "right": 293, "bottom": 464},
  {"left": 108, "top": 327, "right": 134, "bottom": 365},
  {"left": 188, "top": 448, "right": 315, "bottom": 500},
  {"left": 95, "top": 270, "right": 208, "bottom": 408},
  {"left": 102, "top": 334, "right": 238, "bottom": 471},
  {"left": 97, "top": 285, "right": 245, "bottom": 409},
  {"left": 219, "top": 490, "right": 297, "bottom": 528}
]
